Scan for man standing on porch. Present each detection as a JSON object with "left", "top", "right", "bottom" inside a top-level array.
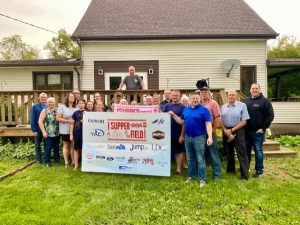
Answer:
[
  {"left": 160, "top": 89, "right": 172, "bottom": 106},
  {"left": 244, "top": 83, "right": 274, "bottom": 178},
  {"left": 117, "top": 66, "right": 146, "bottom": 90},
  {"left": 30, "top": 92, "right": 48, "bottom": 164}
]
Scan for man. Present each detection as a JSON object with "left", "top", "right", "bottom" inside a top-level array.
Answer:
[
  {"left": 160, "top": 89, "right": 172, "bottom": 105},
  {"left": 115, "top": 91, "right": 122, "bottom": 104},
  {"left": 30, "top": 92, "right": 48, "bottom": 164},
  {"left": 220, "top": 90, "right": 249, "bottom": 180},
  {"left": 145, "top": 95, "right": 153, "bottom": 106},
  {"left": 200, "top": 84, "right": 222, "bottom": 180},
  {"left": 162, "top": 90, "right": 186, "bottom": 175},
  {"left": 117, "top": 66, "right": 146, "bottom": 90},
  {"left": 73, "top": 89, "right": 81, "bottom": 104},
  {"left": 244, "top": 83, "right": 274, "bottom": 178},
  {"left": 153, "top": 94, "right": 160, "bottom": 105},
  {"left": 169, "top": 92, "right": 212, "bottom": 188}
]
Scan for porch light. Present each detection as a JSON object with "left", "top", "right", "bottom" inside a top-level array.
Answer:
[
  {"left": 98, "top": 66, "right": 104, "bottom": 75},
  {"left": 149, "top": 66, "right": 154, "bottom": 74}
]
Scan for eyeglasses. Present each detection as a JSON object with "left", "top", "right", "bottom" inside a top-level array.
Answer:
[{"left": 73, "top": 92, "right": 80, "bottom": 94}]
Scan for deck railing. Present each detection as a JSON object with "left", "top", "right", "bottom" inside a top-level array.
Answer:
[{"left": 0, "top": 89, "right": 228, "bottom": 126}]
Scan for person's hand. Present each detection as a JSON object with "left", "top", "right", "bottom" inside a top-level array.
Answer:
[
  {"left": 117, "top": 88, "right": 121, "bottom": 90},
  {"left": 228, "top": 134, "right": 235, "bottom": 141},
  {"left": 168, "top": 111, "right": 175, "bottom": 117},
  {"left": 70, "top": 135, "right": 74, "bottom": 141},
  {"left": 224, "top": 129, "right": 232, "bottom": 137},
  {"left": 207, "top": 137, "right": 213, "bottom": 146},
  {"left": 256, "top": 129, "right": 264, "bottom": 133},
  {"left": 33, "top": 132, "right": 38, "bottom": 137},
  {"left": 42, "top": 132, "right": 48, "bottom": 138},
  {"left": 142, "top": 88, "right": 147, "bottom": 90},
  {"left": 179, "top": 135, "right": 184, "bottom": 144},
  {"left": 69, "top": 119, "right": 74, "bottom": 124}
]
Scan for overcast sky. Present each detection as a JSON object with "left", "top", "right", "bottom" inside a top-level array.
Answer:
[{"left": 0, "top": 0, "right": 299, "bottom": 58}]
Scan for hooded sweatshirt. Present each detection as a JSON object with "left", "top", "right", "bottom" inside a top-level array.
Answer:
[{"left": 244, "top": 93, "right": 274, "bottom": 132}]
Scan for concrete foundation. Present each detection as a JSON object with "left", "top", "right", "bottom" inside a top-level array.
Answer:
[{"left": 270, "top": 123, "right": 300, "bottom": 136}]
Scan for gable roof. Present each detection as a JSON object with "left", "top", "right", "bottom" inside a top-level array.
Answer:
[{"left": 72, "top": 0, "right": 278, "bottom": 40}]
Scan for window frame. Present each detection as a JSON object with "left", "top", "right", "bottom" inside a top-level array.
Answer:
[
  {"left": 240, "top": 65, "right": 257, "bottom": 95},
  {"left": 33, "top": 71, "right": 73, "bottom": 90}
]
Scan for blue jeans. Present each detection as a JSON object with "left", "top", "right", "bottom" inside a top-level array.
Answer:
[
  {"left": 34, "top": 132, "right": 43, "bottom": 162},
  {"left": 206, "top": 132, "right": 222, "bottom": 179},
  {"left": 245, "top": 130, "right": 265, "bottom": 173},
  {"left": 44, "top": 136, "right": 60, "bottom": 164},
  {"left": 185, "top": 134, "right": 206, "bottom": 182}
]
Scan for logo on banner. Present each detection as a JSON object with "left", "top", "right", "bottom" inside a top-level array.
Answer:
[
  {"left": 130, "top": 144, "right": 147, "bottom": 151},
  {"left": 87, "top": 144, "right": 105, "bottom": 149},
  {"left": 119, "top": 166, "right": 133, "bottom": 171},
  {"left": 152, "top": 118, "right": 165, "bottom": 125},
  {"left": 152, "top": 130, "right": 165, "bottom": 140},
  {"left": 88, "top": 119, "right": 104, "bottom": 124},
  {"left": 107, "top": 144, "right": 126, "bottom": 150},
  {"left": 106, "top": 157, "right": 114, "bottom": 161},
  {"left": 86, "top": 154, "right": 94, "bottom": 160},
  {"left": 142, "top": 158, "right": 156, "bottom": 165},
  {"left": 96, "top": 156, "right": 105, "bottom": 162},
  {"left": 151, "top": 144, "right": 166, "bottom": 151},
  {"left": 127, "top": 157, "right": 140, "bottom": 164},
  {"left": 116, "top": 157, "right": 126, "bottom": 162},
  {"left": 90, "top": 129, "right": 105, "bottom": 137}
]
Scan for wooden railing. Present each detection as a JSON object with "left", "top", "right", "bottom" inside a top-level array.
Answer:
[{"left": 0, "top": 89, "right": 228, "bottom": 126}]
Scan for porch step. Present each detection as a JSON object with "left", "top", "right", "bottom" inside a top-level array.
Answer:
[
  {"left": 260, "top": 147, "right": 297, "bottom": 158},
  {"left": 262, "top": 139, "right": 281, "bottom": 151}
]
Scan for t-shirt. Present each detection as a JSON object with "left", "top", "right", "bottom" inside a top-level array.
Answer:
[
  {"left": 72, "top": 110, "right": 84, "bottom": 137},
  {"left": 162, "top": 102, "right": 186, "bottom": 139},
  {"left": 181, "top": 104, "right": 211, "bottom": 137},
  {"left": 57, "top": 105, "right": 78, "bottom": 134},
  {"left": 123, "top": 75, "right": 142, "bottom": 90}
]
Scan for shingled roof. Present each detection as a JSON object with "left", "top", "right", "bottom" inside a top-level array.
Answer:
[
  {"left": 72, "top": 0, "right": 278, "bottom": 40},
  {"left": 0, "top": 58, "right": 82, "bottom": 67}
]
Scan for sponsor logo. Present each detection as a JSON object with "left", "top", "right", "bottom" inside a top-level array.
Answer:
[
  {"left": 96, "top": 155, "right": 105, "bottom": 162},
  {"left": 152, "top": 118, "right": 165, "bottom": 125},
  {"left": 90, "top": 129, "right": 105, "bottom": 137},
  {"left": 106, "top": 157, "right": 114, "bottom": 161},
  {"left": 157, "top": 161, "right": 169, "bottom": 167},
  {"left": 142, "top": 158, "right": 156, "bottom": 165},
  {"left": 116, "top": 157, "right": 126, "bottom": 162},
  {"left": 87, "top": 119, "right": 104, "bottom": 124},
  {"left": 127, "top": 157, "right": 140, "bottom": 164},
  {"left": 107, "top": 144, "right": 126, "bottom": 150},
  {"left": 119, "top": 166, "right": 133, "bottom": 171},
  {"left": 86, "top": 154, "right": 94, "bottom": 160},
  {"left": 87, "top": 144, "right": 105, "bottom": 149},
  {"left": 151, "top": 144, "right": 166, "bottom": 151},
  {"left": 116, "top": 144, "right": 126, "bottom": 150},
  {"left": 130, "top": 144, "right": 147, "bottom": 151},
  {"left": 152, "top": 130, "right": 165, "bottom": 140}
]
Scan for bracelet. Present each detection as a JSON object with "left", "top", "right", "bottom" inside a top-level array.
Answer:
[{"left": 231, "top": 128, "right": 233, "bottom": 133}]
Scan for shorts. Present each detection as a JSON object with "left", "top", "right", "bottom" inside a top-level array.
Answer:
[
  {"left": 171, "top": 139, "right": 183, "bottom": 161},
  {"left": 60, "top": 134, "right": 71, "bottom": 142},
  {"left": 73, "top": 136, "right": 83, "bottom": 150}
]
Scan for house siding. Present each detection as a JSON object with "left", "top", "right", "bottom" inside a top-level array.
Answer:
[
  {"left": 271, "top": 102, "right": 300, "bottom": 124},
  {"left": 81, "top": 39, "right": 268, "bottom": 95}
]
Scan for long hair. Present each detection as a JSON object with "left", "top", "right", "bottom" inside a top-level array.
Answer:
[{"left": 64, "top": 92, "right": 76, "bottom": 108}]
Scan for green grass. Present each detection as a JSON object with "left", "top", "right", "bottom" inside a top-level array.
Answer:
[{"left": 1, "top": 148, "right": 300, "bottom": 225}]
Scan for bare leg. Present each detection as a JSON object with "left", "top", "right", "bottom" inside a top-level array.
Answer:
[
  {"left": 176, "top": 153, "right": 183, "bottom": 172},
  {"left": 182, "top": 152, "right": 188, "bottom": 168},
  {"left": 74, "top": 149, "right": 80, "bottom": 170},
  {"left": 63, "top": 141, "right": 70, "bottom": 165},
  {"left": 69, "top": 141, "right": 75, "bottom": 165}
]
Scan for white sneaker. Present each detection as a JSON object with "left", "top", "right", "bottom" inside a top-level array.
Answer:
[
  {"left": 199, "top": 180, "right": 206, "bottom": 188},
  {"left": 185, "top": 177, "right": 192, "bottom": 183}
]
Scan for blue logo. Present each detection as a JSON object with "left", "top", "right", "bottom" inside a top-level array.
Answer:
[
  {"left": 116, "top": 144, "right": 126, "bottom": 150},
  {"left": 88, "top": 119, "right": 104, "bottom": 124},
  {"left": 119, "top": 166, "right": 133, "bottom": 171},
  {"left": 130, "top": 144, "right": 146, "bottom": 151},
  {"left": 152, "top": 118, "right": 165, "bottom": 125},
  {"left": 90, "top": 129, "right": 105, "bottom": 137}
]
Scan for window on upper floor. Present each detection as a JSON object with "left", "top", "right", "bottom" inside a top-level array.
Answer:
[{"left": 33, "top": 72, "right": 73, "bottom": 90}]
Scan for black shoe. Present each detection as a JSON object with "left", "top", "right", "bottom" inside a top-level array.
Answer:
[
  {"left": 253, "top": 173, "right": 263, "bottom": 178},
  {"left": 45, "top": 163, "right": 51, "bottom": 168},
  {"left": 237, "top": 168, "right": 241, "bottom": 173},
  {"left": 36, "top": 161, "right": 41, "bottom": 164}
]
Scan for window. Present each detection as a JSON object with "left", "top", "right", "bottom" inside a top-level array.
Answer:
[
  {"left": 33, "top": 72, "right": 73, "bottom": 90},
  {"left": 240, "top": 66, "right": 256, "bottom": 96}
]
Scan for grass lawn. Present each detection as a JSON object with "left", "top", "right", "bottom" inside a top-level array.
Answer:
[{"left": 1, "top": 147, "right": 300, "bottom": 225}]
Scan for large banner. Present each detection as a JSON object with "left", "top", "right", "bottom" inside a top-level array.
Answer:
[
  {"left": 114, "top": 104, "right": 159, "bottom": 113},
  {"left": 82, "top": 112, "right": 171, "bottom": 176}
]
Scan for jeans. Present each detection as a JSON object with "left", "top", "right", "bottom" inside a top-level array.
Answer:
[
  {"left": 245, "top": 130, "right": 265, "bottom": 173},
  {"left": 44, "top": 136, "right": 60, "bottom": 164},
  {"left": 34, "top": 132, "right": 43, "bottom": 162},
  {"left": 206, "top": 132, "right": 222, "bottom": 179},
  {"left": 185, "top": 134, "right": 206, "bottom": 182}
]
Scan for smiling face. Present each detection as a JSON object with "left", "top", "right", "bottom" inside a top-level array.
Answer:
[
  {"left": 227, "top": 90, "right": 237, "bottom": 104},
  {"left": 164, "top": 90, "right": 171, "bottom": 101},
  {"left": 250, "top": 84, "right": 261, "bottom": 98},
  {"left": 190, "top": 94, "right": 200, "bottom": 108},
  {"left": 153, "top": 95, "right": 160, "bottom": 105},
  {"left": 181, "top": 98, "right": 189, "bottom": 107},
  {"left": 96, "top": 102, "right": 103, "bottom": 112},
  {"left": 171, "top": 91, "right": 180, "bottom": 104},
  {"left": 47, "top": 98, "right": 55, "bottom": 109},
  {"left": 94, "top": 93, "right": 101, "bottom": 101},
  {"left": 146, "top": 96, "right": 153, "bottom": 105},
  {"left": 129, "top": 66, "right": 135, "bottom": 77},
  {"left": 39, "top": 94, "right": 48, "bottom": 105},
  {"left": 86, "top": 102, "right": 94, "bottom": 111},
  {"left": 200, "top": 89, "right": 210, "bottom": 101}
]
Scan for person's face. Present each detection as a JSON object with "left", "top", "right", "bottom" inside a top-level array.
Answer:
[
  {"left": 96, "top": 102, "right": 103, "bottom": 112},
  {"left": 146, "top": 96, "right": 153, "bottom": 105},
  {"left": 73, "top": 90, "right": 81, "bottom": 99},
  {"left": 111, "top": 103, "right": 116, "bottom": 111},
  {"left": 181, "top": 99, "right": 189, "bottom": 107},
  {"left": 227, "top": 91, "right": 237, "bottom": 103},
  {"left": 68, "top": 93, "right": 75, "bottom": 103},
  {"left": 250, "top": 84, "right": 261, "bottom": 98},
  {"left": 78, "top": 101, "right": 85, "bottom": 110},
  {"left": 94, "top": 94, "right": 101, "bottom": 101},
  {"left": 129, "top": 67, "right": 135, "bottom": 77},
  {"left": 164, "top": 90, "right": 171, "bottom": 100},
  {"left": 171, "top": 91, "right": 180, "bottom": 103},
  {"left": 115, "top": 95, "right": 122, "bottom": 103},
  {"left": 87, "top": 102, "right": 93, "bottom": 111},
  {"left": 131, "top": 101, "right": 137, "bottom": 105},
  {"left": 190, "top": 94, "right": 200, "bottom": 108},
  {"left": 120, "top": 101, "right": 127, "bottom": 105},
  {"left": 200, "top": 89, "right": 210, "bottom": 100},
  {"left": 153, "top": 96, "right": 160, "bottom": 105},
  {"left": 39, "top": 94, "right": 47, "bottom": 105},
  {"left": 47, "top": 99, "right": 55, "bottom": 108}
]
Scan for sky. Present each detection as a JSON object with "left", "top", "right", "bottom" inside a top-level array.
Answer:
[{"left": 0, "top": 0, "right": 299, "bottom": 58}]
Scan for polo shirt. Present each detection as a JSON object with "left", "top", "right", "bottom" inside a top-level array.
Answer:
[
  {"left": 220, "top": 101, "right": 250, "bottom": 128},
  {"left": 181, "top": 104, "right": 211, "bottom": 137},
  {"left": 201, "top": 99, "right": 220, "bottom": 125}
]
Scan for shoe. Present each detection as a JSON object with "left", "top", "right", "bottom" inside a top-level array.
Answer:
[
  {"left": 36, "top": 161, "right": 41, "bottom": 164},
  {"left": 214, "top": 178, "right": 221, "bottom": 181},
  {"left": 45, "top": 164, "right": 51, "bottom": 168},
  {"left": 65, "top": 164, "right": 70, "bottom": 168},
  {"left": 253, "top": 173, "right": 263, "bottom": 178},
  {"left": 185, "top": 177, "right": 192, "bottom": 183},
  {"left": 174, "top": 171, "right": 181, "bottom": 176},
  {"left": 199, "top": 180, "right": 206, "bottom": 188},
  {"left": 237, "top": 168, "right": 241, "bottom": 173}
]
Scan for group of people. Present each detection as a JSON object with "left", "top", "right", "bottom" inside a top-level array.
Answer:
[{"left": 30, "top": 65, "right": 274, "bottom": 187}]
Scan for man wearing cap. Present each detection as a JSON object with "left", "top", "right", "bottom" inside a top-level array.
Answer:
[
  {"left": 117, "top": 66, "right": 146, "bottom": 90},
  {"left": 199, "top": 82, "right": 222, "bottom": 180},
  {"left": 115, "top": 91, "right": 122, "bottom": 104}
]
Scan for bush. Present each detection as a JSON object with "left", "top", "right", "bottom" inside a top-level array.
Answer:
[{"left": 274, "top": 135, "right": 300, "bottom": 147}]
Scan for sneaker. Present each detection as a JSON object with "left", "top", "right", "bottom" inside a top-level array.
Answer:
[
  {"left": 185, "top": 177, "right": 192, "bottom": 183},
  {"left": 45, "top": 163, "right": 51, "bottom": 168},
  {"left": 199, "top": 180, "right": 206, "bottom": 188},
  {"left": 36, "top": 161, "right": 41, "bottom": 165},
  {"left": 253, "top": 173, "right": 263, "bottom": 178}
]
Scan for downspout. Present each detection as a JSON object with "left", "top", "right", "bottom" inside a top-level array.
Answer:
[
  {"left": 76, "top": 39, "right": 82, "bottom": 90},
  {"left": 74, "top": 66, "right": 81, "bottom": 90}
]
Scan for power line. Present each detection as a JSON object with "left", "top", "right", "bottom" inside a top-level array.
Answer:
[{"left": 0, "top": 14, "right": 58, "bottom": 34}]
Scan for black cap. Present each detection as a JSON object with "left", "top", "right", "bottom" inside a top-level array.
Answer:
[{"left": 196, "top": 79, "right": 210, "bottom": 90}]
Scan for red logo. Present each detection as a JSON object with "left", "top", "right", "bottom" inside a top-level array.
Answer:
[
  {"left": 86, "top": 154, "right": 94, "bottom": 160},
  {"left": 152, "top": 130, "right": 165, "bottom": 140}
]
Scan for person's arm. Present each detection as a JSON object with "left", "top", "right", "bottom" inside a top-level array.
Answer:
[
  {"left": 168, "top": 111, "right": 184, "bottom": 125},
  {"left": 260, "top": 100, "right": 274, "bottom": 133},
  {"left": 179, "top": 124, "right": 185, "bottom": 144},
  {"left": 117, "top": 82, "right": 124, "bottom": 90},
  {"left": 205, "top": 121, "right": 213, "bottom": 146},
  {"left": 30, "top": 106, "right": 38, "bottom": 136},
  {"left": 212, "top": 116, "right": 220, "bottom": 132},
  {"left": 140, "top": 81, "right": 147, "bottom": 90},
  {"left": 38, "top": 109, "right": 47, "bottom": 138},
  {"left": 70, "top": 120, "right": 75, "bottom": 141},
  {"left": 56, "top": 112, "right": 73, "bottom": 124}
]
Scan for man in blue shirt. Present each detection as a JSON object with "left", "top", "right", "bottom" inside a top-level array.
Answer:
[
  {"left": 220, "top": 90, "right": 250, "bottom": 180},
  {"left": 30, "top": 92, "right": 48, "bottom": 164},
  {"left": 169, "top": 92, "right": 212, "bottom": 188}
]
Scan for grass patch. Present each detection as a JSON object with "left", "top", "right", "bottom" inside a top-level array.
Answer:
[{"left": 0, "top": 147, "right": 299, "bottom": 224}]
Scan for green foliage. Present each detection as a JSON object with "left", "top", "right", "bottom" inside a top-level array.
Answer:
[
  {"left": 0, "top": 35, "right": 41, "bottom": 61},
  {"left": 274, "top": 135, "right": 300, "bottom": 147},
  {"left": 0, "top": 139, "right": 15, "bottom": 159},
  {"left": 0, "top": 97, "right": 22, "bottom": 117},
  {"left": 268, "top": 35, "right": 300, "bottom": 58},
  {"left": 44, "top": 29, "right": 81, "bottom": 59}
]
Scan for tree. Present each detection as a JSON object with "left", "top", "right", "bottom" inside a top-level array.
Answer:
[
  {"left": 0, "top": 35, "right": 41, "bottom": 61},
  {"left": 44, "top": 29, "right": 81, "bottom": 59},
  {"left": 268, "top": 35, "right": 300, "bottom": 58}
]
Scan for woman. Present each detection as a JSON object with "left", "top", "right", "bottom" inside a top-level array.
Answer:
[
  {"left": 94, "top": 92, "right": 108, "bottom": 111},
  {"left": 181, "top": 96, "right": 190, "bottom": 107},
  {"left": 180, "top": 95, "right": 190, "bottom": 169},
  {"left": 106, "top": 98, "right": 117, "bottom": 112},
  {"left": 38, "top": 97, "right": 60, "bottom": 168},
  {"left": 119, "top": 99, "right": 128, "bottom": 105},
  {"left": 86, "top": 101, "right": 94, "bottom": 112},
  {"left": 57, "top": 92, "right": 78, "bottom": 167},
  {"left": 95, "top": 100, "right": 104, "bottom": 112}
]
